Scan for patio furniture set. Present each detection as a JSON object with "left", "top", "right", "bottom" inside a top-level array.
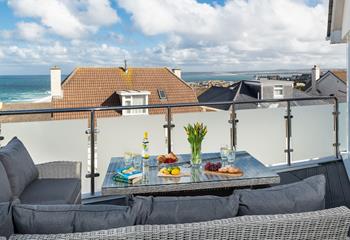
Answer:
[{"left": 1, "top": 137, "right": 350, "bottom": 239}]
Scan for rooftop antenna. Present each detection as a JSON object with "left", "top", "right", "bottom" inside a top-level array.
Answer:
[{"left": 123, "top": 57, "right": 128, "bottom": 73}]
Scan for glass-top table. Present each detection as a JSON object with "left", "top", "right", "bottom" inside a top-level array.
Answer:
[{"left": 101, "top": 151, "right": 280, "bottom": 196}]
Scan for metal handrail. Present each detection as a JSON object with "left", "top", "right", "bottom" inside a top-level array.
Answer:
[
  {"left": 0, "top": 96, "right": 335, "bottom": 116},
  {"left": 0, "top": 95, "right": 339, "bottom": 195}
]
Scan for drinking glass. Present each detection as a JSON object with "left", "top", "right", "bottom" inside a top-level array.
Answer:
[
  {"left": 227, "top": 147, "right": 236, "bottom": 163},
  {"left": 124, "top": 152, "right": 133, "bottom": 166},
  {"left": 133, "top": 154, "right": 142, "bottom": 170},
  {"left": 220, "top": 146, "right": 229, "bottom": 161}
]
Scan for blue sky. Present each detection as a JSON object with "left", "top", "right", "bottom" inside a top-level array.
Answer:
[{"left": 0, "top": 0, "right": 346, "bottom": 74}]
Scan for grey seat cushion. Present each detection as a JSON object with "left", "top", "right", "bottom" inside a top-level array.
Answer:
[
  {"left": 235, "top": 175, "right": 326, "bottom": 216},
  {"left": 20, "top": 179, "right": 81, "bottom": 205},
  {"left": 0, "top": 202, "right": 14, "bottom": 238},
  {"left": 0, "top": 162, "right": 12, "bottom": 202},
  {"left": 0, "top": 137, "right": 38, "bottom": 197},
  {"left": 13, "top": 204, "right": 137, "bottom": 234},
  {"left": 132, "top": 194, "right": 239, "bottom": 225}
]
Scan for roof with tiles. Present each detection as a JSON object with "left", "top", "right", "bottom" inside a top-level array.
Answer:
[
  {"left": 331, "top": 70, "right": 347, "bottom": 83},
  {"left": 52, "top": 67, "right": 199, "bottom": 120},
  {"left": 198, "top": 80, "right": 327, "bottom": 110},
  {"left": 305, "top": 70, "right": 347, "bottom": 92}
]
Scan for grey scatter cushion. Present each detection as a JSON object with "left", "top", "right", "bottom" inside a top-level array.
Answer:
[
  {"left": 13, "top": 204, "right": 135, "bottom": 234},
  {"left": 132, "top": 194, "right": 239, "bottom": 225},
  {"left": 0, "top": 162, "right": 12, "bottom": 202},
  {"left": 235, "top": 175, "right": 326, "bottom": 216},
  {"left": 0, "top": 202, "right": 14, "bottom": 238},
  {"left": 0, "top": 137, "right": 38, "bottom": 197}
]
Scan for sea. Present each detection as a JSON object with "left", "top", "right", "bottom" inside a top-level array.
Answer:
[{"left": 0, "top": 70, "right": 306, "bottom": 103}]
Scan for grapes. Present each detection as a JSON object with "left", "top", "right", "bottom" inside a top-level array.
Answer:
[{"left": 204, "top": 162, "right": 222, "bottom": 171}]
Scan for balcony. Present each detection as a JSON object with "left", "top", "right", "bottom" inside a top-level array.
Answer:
[
  {"left": 1, "top": 96, "right": 350, "bottom": 239},
  {"left": 0, "top": 96, "right": 346, "bottom": 196}
]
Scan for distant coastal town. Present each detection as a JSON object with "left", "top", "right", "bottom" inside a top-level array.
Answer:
[{"left": 188, "top": 69, "right": 320, "bottom": 97}]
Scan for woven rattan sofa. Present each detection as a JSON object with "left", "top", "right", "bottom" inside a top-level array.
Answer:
[
  {"left": 7, "top": 206, "right": 350, "bottom": 240},
  {"left": 0, "top": 137, "right": 81, "bottom": 205}
]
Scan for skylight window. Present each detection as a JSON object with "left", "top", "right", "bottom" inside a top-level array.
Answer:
[{"left": 158, "top": 89, "right": 167, "bottom": 100}]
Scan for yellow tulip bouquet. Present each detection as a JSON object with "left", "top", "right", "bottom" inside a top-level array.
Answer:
[{"left": 184, "top": 122, "right": 208, "bottom": 167}]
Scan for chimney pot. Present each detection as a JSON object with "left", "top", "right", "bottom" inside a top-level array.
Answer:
[
  {"left": 172, "top": 68, "right": 182, "bottom": 79},
  {"left": 50, "top": 66, "right": 62, "bottom": 99},
  {"left": 311, "top": 65, "right": 320, "bottom": 95}
]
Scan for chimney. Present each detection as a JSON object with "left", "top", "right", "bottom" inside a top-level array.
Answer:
[
  {"left": 311, "top": 65, "right": 320, "bottom": 95},
  {"left": 50, "top": 66, "right": 62, "bottom": 98},
  {"left": 172, "top": 68, "right": 182, "bottom": 79}
]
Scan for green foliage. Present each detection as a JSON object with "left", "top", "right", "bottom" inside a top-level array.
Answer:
[{"left": 184, "top": 122, "right": 208, "bottom": 145}]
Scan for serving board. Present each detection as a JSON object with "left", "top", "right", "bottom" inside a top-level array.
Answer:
[
  {"left": 157, "top": 172, "right": 191, "bottom": 178},
  {"left": 204, "top": 170, "right": 243, "bottom": 177}
]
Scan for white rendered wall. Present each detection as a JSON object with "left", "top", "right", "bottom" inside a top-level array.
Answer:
[{"left": 342, "top": 0, "right": 350, "bottom": 39}]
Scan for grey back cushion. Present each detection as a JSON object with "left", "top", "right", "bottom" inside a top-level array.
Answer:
[
  {"left": 0, "top": 137, "right": 38, "bottom": 197},
  {"left": 235, "top": 175, "right": 326, "bottom": 216},
  {"left": 13, "top": 204, "right": 137, "bottom": 234},
  {"left": 0, "top": 202, "right": 14, "bottom": 238},
  {"left": 132, "top": 194, "right": 239, "bottom": 225},
  {"left": 0, "top": 162, "right": 12, "bottom": 202}
]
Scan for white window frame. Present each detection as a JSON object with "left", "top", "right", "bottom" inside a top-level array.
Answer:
[
  {"left": 273, "top": 85, "right": 284, "bottom": 99},
  {"left": 118, "top": 91, "right": 150, "bottom": 116}
]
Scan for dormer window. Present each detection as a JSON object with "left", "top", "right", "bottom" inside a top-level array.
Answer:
[
  {"left": 273, "top": 85, "right": 284, "bottom": 99},
  {"left": 158, "top": 89, "right": 167, "bottom": 100},
  {"left": 117, "top": 90, "right": 150, "bottom": 115}
]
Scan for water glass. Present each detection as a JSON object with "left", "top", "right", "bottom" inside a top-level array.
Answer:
[
  {"left": 142, "top": 158, "right": 150, "bottom": 181},
  {"left": 227, "top": 148, "right": 236, "bottom": 163},
  {"left": 124, "top": 152, "right": 133, "bottom": 166},
  {"left": 220, "top": 146, "right": 229, "bottom": 160},
  {"left": 133, "top": 155, "right": 142, "bottom": 170}
]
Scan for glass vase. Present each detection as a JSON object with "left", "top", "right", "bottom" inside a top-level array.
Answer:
[{"left": 190, "top": 142, "right": 202, "bottom": 167}]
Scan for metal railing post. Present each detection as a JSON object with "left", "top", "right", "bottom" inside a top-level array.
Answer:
[
  {"left": 90, "top": 111, "right": 96, "bottom": 195},
  {"left": 163, "top": 107, "right": 175, "bottom": 153},
  {"left": 230, "top": 103, "right": 238, "bottom": 150},
  {"left": 85, "top": 111, "right": 100, "bottom": 195},
  {"left": 333, "top": 98, "right": 340, "bottom": 158},
  {"left": 285, "top": 101, "right": 293, "bottom": 166}
]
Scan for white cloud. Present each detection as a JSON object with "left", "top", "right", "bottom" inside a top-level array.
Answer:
[
  {"left": 0, "top": 40, "right": 129, "bottom": 72},
  {"left": 8, "top": 0, "right": 119, "bottom": 39},
  {"left": 0, "top": 0, "right": 346, "bottom": 73},
  {"left": 16, "top": 22, "right": 45, "bottom": 41},
  {"left": 118, "top": 0, "right": 346, "bottom": 71},
  {"left": 0, "top": 29, "right": 13, "bottom": 39},
  {"left": 78, "top": 0, "right": 120, "bottom": 26}
]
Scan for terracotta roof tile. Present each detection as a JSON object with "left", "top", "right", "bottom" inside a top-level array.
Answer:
[{"left": 53, "top": 67, "right": 199, "bottom": 120}]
